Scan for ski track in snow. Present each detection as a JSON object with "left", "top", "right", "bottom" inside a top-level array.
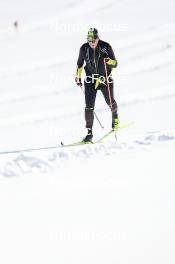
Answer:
[{"left": 0, "top": 130, "right": 175, "bottom": 178}]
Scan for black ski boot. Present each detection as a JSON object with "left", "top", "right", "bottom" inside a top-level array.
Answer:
[{"left": 83, "top": 128, "right": 93, "bottom": 143}]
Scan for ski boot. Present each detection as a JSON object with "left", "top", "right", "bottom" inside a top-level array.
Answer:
[
  {"left": 112, "top": 117, "right": 119, "bottom": 130},
  {"left": 83, "top": 128, "right": 93, "bottom": 143}
]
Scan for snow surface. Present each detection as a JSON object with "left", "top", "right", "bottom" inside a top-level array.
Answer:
[{"left": 0, "top": 0, "right": 175, "bottom": 263}]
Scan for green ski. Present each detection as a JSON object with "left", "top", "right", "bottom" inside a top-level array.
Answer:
[
  {"left": 60, "top": 141, "right": 93, "bottom": 147},
  {"left": 61, "top": 122, "right": 134, "bottom": 147},
  {"left": 95, "top": 122, "right": 134, "bottom": 143}
]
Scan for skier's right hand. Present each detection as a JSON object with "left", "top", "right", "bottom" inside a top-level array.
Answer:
[{"left": 75, "top": 77, "right": 82, "bottom": 86}]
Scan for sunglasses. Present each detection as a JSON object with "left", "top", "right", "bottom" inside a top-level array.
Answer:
[{"left": 88, "top": 39, "right": 96, "bottom": 44}]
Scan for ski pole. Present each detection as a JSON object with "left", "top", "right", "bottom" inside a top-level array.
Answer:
[
  {"left": 104, "top": 58, "right": 112, "bottom": 109},
  {"left": 104, "top": 58, "right": 118, "bottom": 140},
  {"left": 79, "top": 84, "right": 104, "bottom": 129}
]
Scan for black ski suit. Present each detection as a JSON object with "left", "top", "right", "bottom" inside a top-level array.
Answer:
[{"left": 76, "top": 39, "right": 118, "bottom": 129}]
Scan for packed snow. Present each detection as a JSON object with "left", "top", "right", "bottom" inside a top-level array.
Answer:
[{"left": 0, "top": 0, "right": 175, "bottom": 263}]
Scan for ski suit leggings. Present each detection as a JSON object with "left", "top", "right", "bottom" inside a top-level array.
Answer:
[{"left": 84, "top": 78, "right": 118, "bottom": 128}]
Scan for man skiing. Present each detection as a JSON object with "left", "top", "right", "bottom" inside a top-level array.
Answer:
[{"left": 75, "top": 28, "right": 119, "bottom": 142}]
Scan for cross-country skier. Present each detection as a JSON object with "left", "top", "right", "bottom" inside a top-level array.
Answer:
[
  {"left": 14, "top": 21, "right": 18, "bottom": 29},
  {"left": 75, "top": 28, "right": 119, "bottom": 142}
]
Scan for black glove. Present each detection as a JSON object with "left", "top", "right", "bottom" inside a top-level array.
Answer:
[
  {"left": 75, "top": 77, "right": 82, "bottom": 86},
  {"left": 100, "top": 48, "right": 109, "bottom": 59}
]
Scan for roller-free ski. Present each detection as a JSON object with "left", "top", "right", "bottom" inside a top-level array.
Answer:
[{"left": 61, "top": 122, "right": 133, "bottom": 147}]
